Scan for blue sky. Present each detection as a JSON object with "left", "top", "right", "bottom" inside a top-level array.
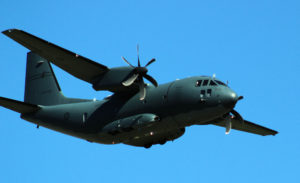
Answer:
[{"left": 0, "top": 0, "right": 299, "bottom": 182}]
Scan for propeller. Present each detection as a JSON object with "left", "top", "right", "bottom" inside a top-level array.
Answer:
[
  {"left": 231, "top": 109, "right": 244, "bottom": 124},
  {"left": 121, "top": 45, "right": 158, "bottom": 100},
  {"left": 225, "top": 99, "right": 244, "bottom": 135},
  {"left": 225, "top": 116, "right": 232, "bottom": 134}
]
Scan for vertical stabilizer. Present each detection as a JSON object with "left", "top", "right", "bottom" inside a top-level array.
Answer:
[{"left": 24, "top": 52, "right": 66, "bottom": 105}]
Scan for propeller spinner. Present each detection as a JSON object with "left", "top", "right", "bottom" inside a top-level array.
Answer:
[{"left": 121, "top": 45, "right": 158, "bottom": 100}]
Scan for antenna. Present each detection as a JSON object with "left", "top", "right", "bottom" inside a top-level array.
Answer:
[{"left": 212, "top": 73, "right": 216, "bottom": 79}]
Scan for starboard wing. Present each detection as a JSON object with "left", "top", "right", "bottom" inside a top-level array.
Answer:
[
  {"left": 2, "top": 29, "right": 109, "bottom": 83},
  {"left": 213, "top": 119, "right": 278, "bottom": 136}
]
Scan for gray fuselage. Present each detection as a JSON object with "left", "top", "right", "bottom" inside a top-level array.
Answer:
[{"left": 22, "top": 76, "right": 238, "bottom": 147}]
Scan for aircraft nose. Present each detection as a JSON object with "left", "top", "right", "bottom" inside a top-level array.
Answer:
[{"left": 221, "top": 89, "right": 239, "bottom": 109}]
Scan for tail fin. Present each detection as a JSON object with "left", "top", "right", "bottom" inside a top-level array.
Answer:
[{"left": 24, "top": 52, "right": 66, "bottom": 105}]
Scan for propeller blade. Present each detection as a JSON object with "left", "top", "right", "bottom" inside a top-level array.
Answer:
[
  {"left": 122, "top": 56, "right": 135, "bottom": 68},
  {"left": 238, "top": 96, "right": 244, "bottom": 101},
  {"left": 137, "top": 44, "right": 141, "bottom": 67},
  {"left": 145, "top": 58, "right": 156, "bottom": 67},
  {"left": 122, "top": 73, "right": 139, "bottom": 86},
  {"left": 225, "top": 118, "right": 232, "bottom": 135},
  {"left": 122, "top": 45, "right": 158, "bottom": 100},
  {"left": 144, "top": 74, "right": 158, "bottom": 87},
  {"left": 138, "top": 77, "right": 146, "bottom": 100},
  {"left": 231, "top": 109, "right": 244, "bottom": 124}
]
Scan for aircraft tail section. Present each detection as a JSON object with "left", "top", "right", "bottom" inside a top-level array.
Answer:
[
  {"left": 0, "top": 96, "right": 40, "bottom": 113},
  {"left": 24, "top": 51, "right": 67, "bottom": 105}
]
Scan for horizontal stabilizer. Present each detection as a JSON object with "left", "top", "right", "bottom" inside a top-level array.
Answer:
[
  {"left": 0, "top": 97, "right": 40, "bottom": 114},
  {"left": 2, "top": 29, "right": 109, "bottom": 83},
  {"left": 213, "top": 119, "right": 278, "bottom": 136}
]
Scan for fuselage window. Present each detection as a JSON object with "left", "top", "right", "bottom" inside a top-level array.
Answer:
[
  {"left": 200, "top": 90, "right": 206, "bottom": 98},
  {"left": 209, "top": 80, "right": 217, "bottom": 86},
  {"left": 207, "top": 89, "right": 212, "bottom": 97},
  {"left": 195, "top": 80, "right": 202, "bottom": 87},
  {"left": 203, "top": 80, "right": 209, "bottom": 86}
]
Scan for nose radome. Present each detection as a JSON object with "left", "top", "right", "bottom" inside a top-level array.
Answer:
[{"left": 222, "top": 89, "right": 238, "bottom": 108}]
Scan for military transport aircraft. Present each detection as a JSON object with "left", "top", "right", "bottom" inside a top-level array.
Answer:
[{"left": 0, "top": 29, "right": 277, "bottom": 148}]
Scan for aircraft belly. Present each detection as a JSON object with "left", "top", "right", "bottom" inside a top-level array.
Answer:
[
  {"left": 123, "top": 125, "right": 185, "bottom": 147},
  {"left": 21, "top": 102, "right": 112, "bottom": 143},
  {"left": 172, "top": 106, "right": 227, "bottom": 126},
  {"left": 21, "top": 114, "right": 102, "bottom": 143},
  {"left": 96, "top": 116, "right": 184, "bottom": 146}
]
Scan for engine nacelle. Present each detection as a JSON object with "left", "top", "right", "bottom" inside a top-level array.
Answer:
[
  {"left": 102, "top": 113, "right": 160, "bottom": 134},
  {"left": 92, "top": 67, "right": 135, "bottom": 92}
]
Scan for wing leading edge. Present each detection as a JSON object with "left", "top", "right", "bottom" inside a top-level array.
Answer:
[
  {"left": 213, "top": 118, "right": 278, "bottom": 136},
  {"left": 2, "top": 29, "right": 109, "bottom": 83}
]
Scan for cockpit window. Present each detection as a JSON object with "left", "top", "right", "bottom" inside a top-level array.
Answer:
[
  {"left": 209, "top": 80, "right": 217, "bottom": 86},
  {"left": 195, "top": 80, "right": 202, "bottom": 87},
  {"left": 215, "top": 80, "right": 226, "bottom": 86},
  {"left": 203, "top": 80, "right": 209, "bottom": 86}
]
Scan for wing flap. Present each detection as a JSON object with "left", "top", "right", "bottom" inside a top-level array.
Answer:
[
  {"left": 0, "top": 97, "right": 40, "bottom": 114},
  {"left": 213, "top": 119, "right": 278, "bottom": 136},
  {"left": 2, "top": 29, "right": 109, "bottom": 83}
]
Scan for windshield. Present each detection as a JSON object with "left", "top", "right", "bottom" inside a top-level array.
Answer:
[
  {"left": 215, "top": 80, "right": 227, "bottom": 86},
  {"left": 195, "top": 79, "right": 228, "bottom": 87}
]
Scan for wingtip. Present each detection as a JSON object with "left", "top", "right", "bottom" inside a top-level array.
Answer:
[
  {"left": 2, "top": 28, "right": 19, "bottom": 35},
  {"left": 267, "top": 130, "right": 278, "bottom": 136}
]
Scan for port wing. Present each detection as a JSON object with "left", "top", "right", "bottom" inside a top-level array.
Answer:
[{"left": 3, "top": 29, "right": 109, "bottom": 83}]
